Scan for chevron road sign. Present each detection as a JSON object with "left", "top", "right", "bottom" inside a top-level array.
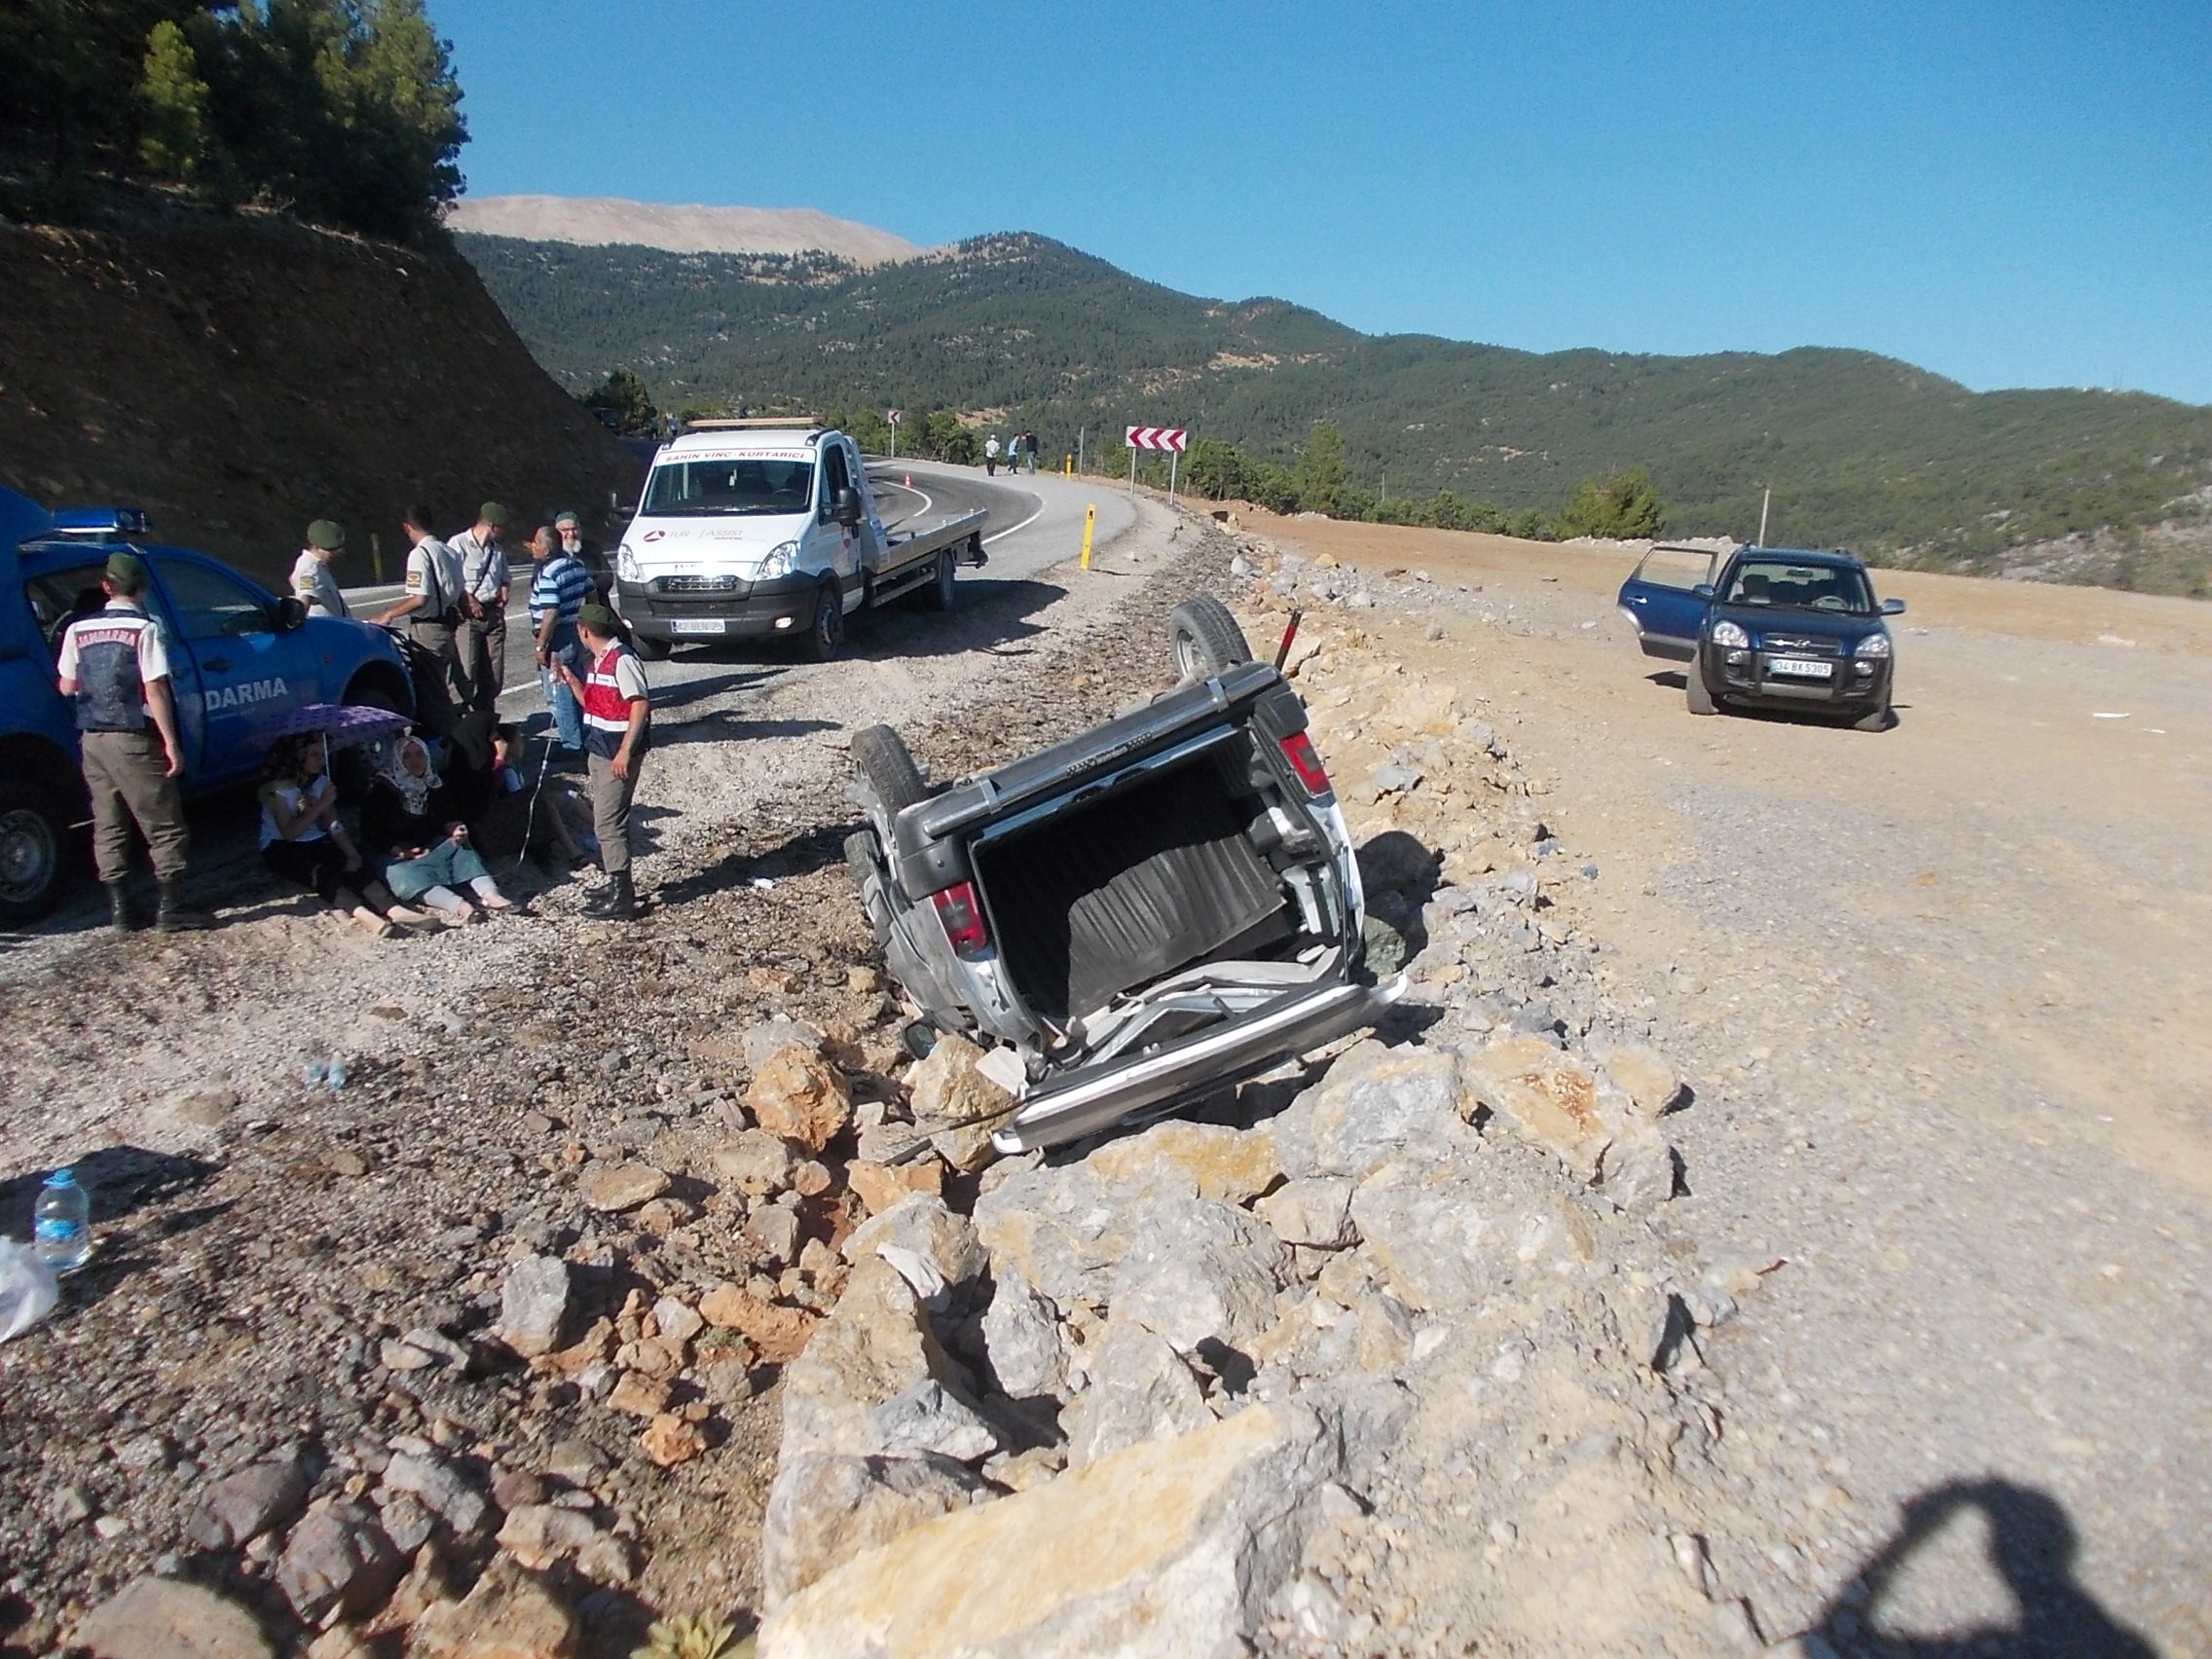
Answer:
[{"left": 1123, "top": 425, "right": 1192, "bottom": 500}]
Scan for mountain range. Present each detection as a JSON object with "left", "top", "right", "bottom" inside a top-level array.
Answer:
[{"left": 452, "top": 212, "right": 2212, "bottom": 582}]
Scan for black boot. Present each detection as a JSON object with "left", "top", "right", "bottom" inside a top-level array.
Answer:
[
  {"left": 154, "top": 876, "right": 211, "bottom": 933},
  {"left": 584, "top": 871, "right": 637, "bottom": 921},
  {"left": 105, "top": 881, "right": 143, "bottom": 933}
]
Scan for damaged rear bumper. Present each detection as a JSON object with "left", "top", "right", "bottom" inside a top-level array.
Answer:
[{"left": 992, "top": 977, "right": 1404, "bottom": 1156}]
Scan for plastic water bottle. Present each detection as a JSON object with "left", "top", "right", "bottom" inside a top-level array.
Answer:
[
  {"left": 34, "top": 1168, "right": 92, "bottom": 1272},
  {"left": 325, "top": 1057, "right": 348, "bottom": 1091},
  {"left": 303, "top": 1050, "right": 329, "bottom": 1088}
]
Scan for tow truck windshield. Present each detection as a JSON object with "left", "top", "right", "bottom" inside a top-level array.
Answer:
[
  {"left": 642, "top": 458, "right": 815, "bottom": 517},
  {"left": 1721, "top": 560, "right": 1874, "bottom": 614}
]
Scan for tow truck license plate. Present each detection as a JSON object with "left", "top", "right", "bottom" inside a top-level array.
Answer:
[
  {"left": 671, "top": 619, "right": 727, "bottom": 636},
  {"left": 1767, "top": 656, "right": 1831, "bottom": 680}
]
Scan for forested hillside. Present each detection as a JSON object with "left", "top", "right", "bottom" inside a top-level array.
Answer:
[{"left": 458, "top": 230, "right": 2212, "bottom": 581}]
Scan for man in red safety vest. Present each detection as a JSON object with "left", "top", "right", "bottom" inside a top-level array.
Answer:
[{"left": 558, "top": 602, "right": 651, "bottom": 920}]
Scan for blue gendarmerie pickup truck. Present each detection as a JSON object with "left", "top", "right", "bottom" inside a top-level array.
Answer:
[
  {"left": 0, "top": 485, "right": 415, "bottom": 923},
  {"left": 1616, "top": 542, "right": 1904, "bottom": 731}
]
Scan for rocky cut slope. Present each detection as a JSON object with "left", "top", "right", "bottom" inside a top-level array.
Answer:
[{"left": 0, "top": 204, "right": 640, "bottom": 591}]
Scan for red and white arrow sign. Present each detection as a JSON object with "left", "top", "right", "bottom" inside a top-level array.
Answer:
[{"left": 1124, "top": 425, "right": 1189, "bottom": 452}]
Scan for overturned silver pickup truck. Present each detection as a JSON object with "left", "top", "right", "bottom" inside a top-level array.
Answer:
[{"left": 845, "top": 595, "right": 1398, "bottom": 1154}]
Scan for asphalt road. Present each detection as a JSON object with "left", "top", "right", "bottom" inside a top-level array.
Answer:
[{"left": 339, "top": 460, "right": 1137, "bottom": 731}]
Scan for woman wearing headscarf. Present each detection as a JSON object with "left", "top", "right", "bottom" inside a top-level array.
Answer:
[
  {"left": 362, "top": 735, "right": 516, "bottom": 924},
  {"left": 258, "top": 734, "right": 436, "bottom": 937}
]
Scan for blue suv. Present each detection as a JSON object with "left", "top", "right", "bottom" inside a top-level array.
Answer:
[
  {"left": 1, "top": 486, "right": 415, "bottom": 923},
  {"left": 1617, "top": 543, "right": 1904, "bottom": 731}
]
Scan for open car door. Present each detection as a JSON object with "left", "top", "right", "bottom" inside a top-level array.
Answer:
[{"left": 1616, "top": 544, "right": 1718, "bottom": 661}]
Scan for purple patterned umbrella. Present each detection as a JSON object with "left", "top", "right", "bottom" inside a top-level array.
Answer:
[{"left": 261, "top": 702, "right": 412, "bottom": 749}]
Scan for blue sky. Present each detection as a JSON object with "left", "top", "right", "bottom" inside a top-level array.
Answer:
[{"left": 437, "top": 1, "right": 2211, "bottom": 405}]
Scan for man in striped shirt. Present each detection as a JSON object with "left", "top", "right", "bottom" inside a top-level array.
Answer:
[{"left": 529, "top": 522, "right": 593, "bottom": 755}]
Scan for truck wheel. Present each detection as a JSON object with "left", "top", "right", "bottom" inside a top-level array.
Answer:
[
  {"left": 1167, "top": 594, "right": 1253, "bottom": 683},
  {"left": 1685, "top": 668, "right": 1717, "bottom": 716},
  {"left": 926, "top": 546, "right": 957, "bottom": 611},
  {"left": 0, "top": 778, "right": 75, "bottom": 925},
  {"left": 802, "top": 579, "right": 844, "bottom": 661},
  {"left": 852, "top": 724, "right": 927, "bottom": 814},
  {"left": 632, "top": 632, "right": 673, "bottom": 663}
]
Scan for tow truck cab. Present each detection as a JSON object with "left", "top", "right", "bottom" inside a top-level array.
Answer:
[
  {"left": 612, "top": 423, "right": 886, "bottom": 655},
  {"left": 0, "top": 488, "right": 414, "bottom": 923}
]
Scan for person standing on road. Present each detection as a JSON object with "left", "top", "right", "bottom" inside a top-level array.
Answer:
[
  {"left": 553, "top": 509, "right": 609, "bottom": 603},
  {"left": 374, "top": 505, "right": 467, "bottom": 710},
  {"left": 450, "top": 501, "right": 511, "bottom": 713},
  {"left": 558, "top": 602, "right": 650, "bottom": 921},
  {"left": 55, "top": 551, "right": 210, "bottom": 933},
  {"left": 529, "top": 522, "right": 591, "bottom": 756},
  {"left": 984, "top": 434, "right": 1001, "bottom": 477},
  {"left": 289, "top": 519, "right": 350, "bottom": 618},
  {"left": 1024, "top": 430, "right": 1039, "bottom": 474}
]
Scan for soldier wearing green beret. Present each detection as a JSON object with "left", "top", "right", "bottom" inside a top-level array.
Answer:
[{"left": 290, "top": 518, "right": 350, "bottom": 619}]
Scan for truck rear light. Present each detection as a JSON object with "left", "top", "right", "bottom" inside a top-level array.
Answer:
[
  {"left": 932, "top": 881, "right": 991, "bottom": 959},
  {"left": 1279, "top": 732, "right": 1332, "bottom": 796}
]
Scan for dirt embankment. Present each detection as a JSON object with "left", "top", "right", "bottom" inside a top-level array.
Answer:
[{"left": 0, "top": 206, "right": 640, "bottom": 587}]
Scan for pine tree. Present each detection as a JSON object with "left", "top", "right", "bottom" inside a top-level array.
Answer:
[
  {"left": 137, "top": 18, "right": 215, "bottom": 180},
  {"left": 1299, "top": 422, "right": 1348, "bottom": 516}
]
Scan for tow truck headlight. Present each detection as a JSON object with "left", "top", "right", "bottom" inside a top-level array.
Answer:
[
  {"left": 616, "top": 543, "right": 641, "bottom": 583},
  {"left": 758, "top": 540, "right": 800, "bottom": 581},
  {"left": 1711, "top": 620, "right": 1749, "bottom": 649},
  {"left": 1855, "top": 632, "right": 1892, "bottom": 658}
]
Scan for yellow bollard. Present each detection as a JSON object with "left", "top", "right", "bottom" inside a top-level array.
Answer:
[
  {"left": 1080, "top": 503, "right": 1096, "bottom": 570},
  {"left": 1063, "top": 454, "right": 1073, "bottom": 476}
]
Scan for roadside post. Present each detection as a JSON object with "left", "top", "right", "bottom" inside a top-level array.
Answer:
[
  {"left": 1080, "top": 504, "right": 1096, "bottom": 570},
  {"left": 370, "top": 533, "right": 384, "bottom": 584},
  {"left": 1124, "top": 426, "right": 1190, "bottom": 502},
  {"left": 888, "top": 408, "right": 901, "bottom": 460}
]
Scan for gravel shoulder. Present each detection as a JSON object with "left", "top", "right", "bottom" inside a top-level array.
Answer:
[{"left": 0, "top": 495, "right": 1201, "bottom": 1655}]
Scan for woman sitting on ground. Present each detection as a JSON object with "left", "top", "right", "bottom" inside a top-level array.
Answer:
[
  {"left": 258, "top": 735, "right": 434, "bottom": 938},
  {"left": 474, "top": 723, "right": 597, "bottom": 867},
  {"left": 362, "top": 735, "right": 517, "bottom": 925}
]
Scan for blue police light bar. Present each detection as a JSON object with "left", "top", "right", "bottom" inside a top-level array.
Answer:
[{"left": 49, "top": 507, "right": 153, "bottom": 538}]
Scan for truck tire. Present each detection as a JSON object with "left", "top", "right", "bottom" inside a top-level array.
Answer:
[
  {"left": 923, "top": 546, "right": 957, "bottom": 611},
  {"left": 632, "top": 632, "right": 673, "bottom": 662},
  {"left": 802, "top": 579, "right": 844, "bottom": 661},
  {"left": 853, "top": 724, "right": 927, "bottom": 814},
  {"left": 1167, "top": 594, "right": 1253, "bottom": 683},
  {"left": 1685, "top": 667, "right": 1717, "bottom": 716},
  {"left": 0, "top": 777, "right": 75, "bottom": 926}
]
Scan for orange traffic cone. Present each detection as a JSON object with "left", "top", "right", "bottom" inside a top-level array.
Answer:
[{"left": 903, "top": 473, "right": 911, "bottom": 488}]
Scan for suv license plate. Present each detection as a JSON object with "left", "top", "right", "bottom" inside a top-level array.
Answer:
[
  {"left": 1768, "top": 656, "right": 1832, "bottom": 680},
  {"left": 671, "top": 619, "right": 727, "bottom": 636}
]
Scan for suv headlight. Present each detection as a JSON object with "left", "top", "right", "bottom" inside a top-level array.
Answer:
[
  {"left": 757, "top": 540, "right": 800, "bottom": 581},
  {"left": 1711, "top": 620, "right": 1749, "bottom": 649},
  {"left": 616, "top": 543, "right": 641, "bottom": 583},
  {"left": 1855, "top": 632, "right": 1892, "bottom": 658}
]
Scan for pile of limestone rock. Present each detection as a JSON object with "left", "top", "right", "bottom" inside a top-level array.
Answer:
[{"left": 750, "top": 619, "right": 1778, "bottom": 1657}]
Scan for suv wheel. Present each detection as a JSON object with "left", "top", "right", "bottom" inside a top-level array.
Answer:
[
  {"left": 1167, "top": 595, "right": 1252, "bottom": 682},
  {"left": 1685, "top": 668, "right": 1717, "bottom": 716},
  {"left": 0, "top": 779, "right": 73, "bottom": 925}
]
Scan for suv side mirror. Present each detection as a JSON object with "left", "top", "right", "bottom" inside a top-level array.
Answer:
[
  {"left": 1880, "top": 597, "right": 1906, "bottom": 616},
  {"left": 1692, "top": 583, "right": 1715, "bottom": 601},
  {"left": 275, "top": 595, "right": 308, "bottom": 632},
  {"left": 835, "top": 488, "right": 863, "bottom": 527}
]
